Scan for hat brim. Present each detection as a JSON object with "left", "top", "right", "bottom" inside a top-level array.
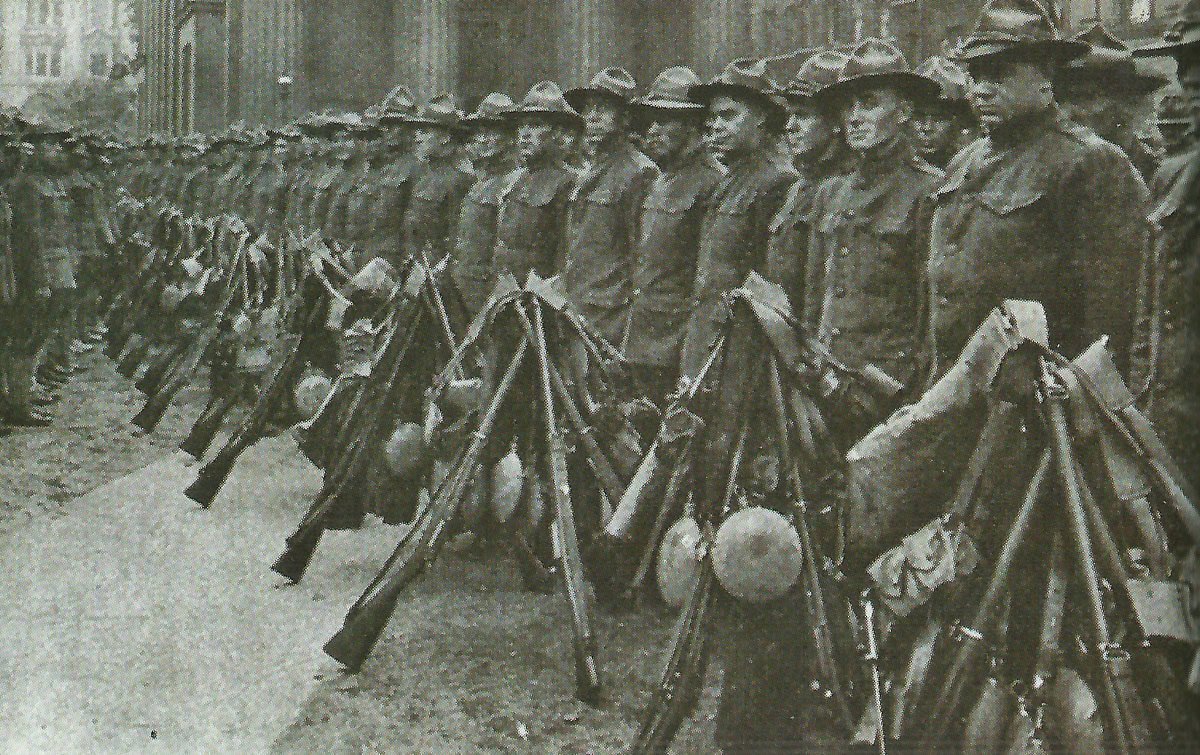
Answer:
[
  {"left": 503, "top": 108, "right": 584, "bottom": 127},
  {"left": 564, "top": 87, "right": 628, "bottom": 112},
  {"left": 632, "top": 97, "right": 707, "bottom": 115},
  {"left": 1133, "top": 35, "right": 1200, "bottom": 59},
  {"left": 813, "top": 72, "right": 942, "bottom": 107},
  {"left": 957, "top": 38, "right": 1089, "bottom": 64},
  {"left": 1057, "top": 65, "right": 1170, "bottom": 95},
  {"left": 687, "top": 82, "right": 787, "bottom": 116},
  {"left": 402, "top": 117, "right": 460, "bottom": 129}
]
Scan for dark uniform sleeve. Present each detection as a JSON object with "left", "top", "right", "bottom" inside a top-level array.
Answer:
[{"left": 1060, "top": 141, "right": 1153, "bottom": 375}]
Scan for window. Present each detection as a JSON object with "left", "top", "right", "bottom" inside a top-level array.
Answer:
[
  {"left": 25, "top": 0, "right": 63, "bottom": 25},
  {"left": 23, "top": 45, "right": 64, "bottom": 77}
]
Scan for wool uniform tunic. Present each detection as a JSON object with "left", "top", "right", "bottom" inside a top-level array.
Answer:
[
  {"left": 450, "top": 164, "right": 516, "bottom": 324},
  {"left": 493, "top": 161, "right": 577, "bottom": 280}
]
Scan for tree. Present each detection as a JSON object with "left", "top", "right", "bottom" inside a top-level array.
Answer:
[{"left": 21, "top": 78, "right": 137, "bottom": 134}]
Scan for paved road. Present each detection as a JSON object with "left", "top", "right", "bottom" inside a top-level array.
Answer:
[{"left": 0, "top": 434, "right": 403, "bottom": 753}]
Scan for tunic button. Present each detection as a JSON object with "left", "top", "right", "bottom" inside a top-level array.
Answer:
[
  {"left": 835, "top": 286, "right": 847, "bottom": 297},
  {"left": 830, "top": 327, "right": 842, "bottom": 337},
  {"left": 839, "top": 247, "right": 850, "bottom": 258}
]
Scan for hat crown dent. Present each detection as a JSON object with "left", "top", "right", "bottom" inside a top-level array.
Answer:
[
  {"left": 787, "top": 50, "right": 850, "bottom": 96},
  {"left": 636, "top": 65, "right": 705, "bottom": 108},
  {"left": 915, "top": 55, "right": 971, "bottom": 101},
  {"left": 508, "top": 81, "right": 583, "bottom": 122},
  {"left": 469, "top": 92, "right": 516, "bottom": 121},
  {"left": 839, "top": 37, "right": 917, "bottom": 81}
]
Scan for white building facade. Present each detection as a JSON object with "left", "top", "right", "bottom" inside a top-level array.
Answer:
[{"left": 0, "top": 0, "right": 136, "bottom": 108}]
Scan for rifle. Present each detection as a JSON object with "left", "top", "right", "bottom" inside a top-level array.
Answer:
[
  {"left": 132, "top": 238, "right": 248, "bottom": 432},
  {"left": 603, "top": 332, "right": 726, "bottom": 543},
  {"left": 322, "top": 334, "right": 531, "bottom": 671},
  {"left": 630, "top": 549, "right": 714, "bottom": 754},
  {"left": 1074, "top": 457, "right": 1199, "bottom": 749},
  {"left": 183, "top": 329, "right": 309, "bottom": 506},
  {"left": 1041, "top": 364, "right": 1131, "bottom": 754},
  {"left": 919, "top": 449, "right": 1052, "bottom": 746},
  {"left": 1004, "top": 534, "right": 1066, "bottom": 755},
  {"left": 532, "top": 301, "right": 602, "bottom": 703},
  {"left": 272, "top": 299, "right": 422, "bottom": 582},
  {"left": 860, "top": 593, "right": 887, "bottom": 755},
  {"left": 765, "top": 353, "right": 855, "bottom": 732}
]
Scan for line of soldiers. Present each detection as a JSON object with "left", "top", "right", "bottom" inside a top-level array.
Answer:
[
  {"left": 1, "top": 115, "right": 119, "bottom": 431},
  {"left": 3, "top": 0, "right": 1197, "bottom": 749}
]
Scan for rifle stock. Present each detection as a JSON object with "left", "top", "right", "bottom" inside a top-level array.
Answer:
[
  {"left": 1043, "top": 373, "right": 1131, "bottom": 754},
  {"left": 534, "top": 303, "right": 601, "bottom": 703},
  {"left": 631, "top": 560, "right": 714, "bottom": 754},
  {"left": 323, "top": 335, "right": 530, "bottom": 671},
  {"left": 920, "top": 450, "right": 1051, "bottom": 745}
]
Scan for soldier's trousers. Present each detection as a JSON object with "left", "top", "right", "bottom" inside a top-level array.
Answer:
[
  {"left": 1, "top": 301, "right": 45, "bottom": 417},
  {"left": 44, "top": 286, "right": 79, "bottom": 370}
]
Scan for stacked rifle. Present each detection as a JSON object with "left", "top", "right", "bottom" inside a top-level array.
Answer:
[
  {"left": 630, "top": 272, "right": 911, "bottom": 752},
  {"left": 314, "top": 272, "right": 652, "bottom": 705},
  {"left": 102, "top": 196, "right": 314, "bottom": 449},
  {"left": 846, "top": 305, "right": 1200, "bottom": 753}
]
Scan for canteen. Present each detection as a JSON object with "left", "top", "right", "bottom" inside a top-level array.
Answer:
[
  {"left": 442, "top": 377, "right": 484, "bottom": 416},
  {"left": 490, "top": 447, "right": 524, "bottom": 523},
  {"left": 656, "top": 515, "right": 703, "bottom": 609},
  {"left": 711, "top": 506, "right": 803, "bottom": 604},
  {"left": 384, "top": 422, "right": 428, "bottom": 479},
  {"left": 293, "top": 373, "right": 332, "bottom": 419}
]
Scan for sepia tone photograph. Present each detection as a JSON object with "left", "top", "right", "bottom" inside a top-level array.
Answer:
[{"left": 1, "top": 0, "right": 1197, "bottom": 751}]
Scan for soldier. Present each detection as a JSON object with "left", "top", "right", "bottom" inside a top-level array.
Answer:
[
  {"left": 767, "top": 50, "right": 849, "bottom": 319},
  {"left": 3, "top": 127, "right": 60, "bottom": 427},
  {"left": 924, "top": 0, "right": 1154, "bottom": 383},
  {"left": 623, "top": 66, "right": 725, "bottom": 402},
  {"left": 680, "top": 58, "right": 797, "bottom": 380},
  {"left": 364, "top": 86, "right": 420, "bottom": 268},
  {"left": 680, "top": 58, "right": 803, "bottom": 754},
  {"left": 806, "top": 39, "right": 945, "bottom": 435},
  {"left": 400, "top": 95, "right": 474, "bottom": 265},
  {"left": 911, "top": 55, "right": 975, "bottom": 169},
  {"left": 1058, "top": 23, "right": 1172, "bottom": 180},
  {"left": 0, "top": 122, "right": 16, "bottom": 434},
  {"left": 448, "top": 93, "right": 516, "bottom": 330},
  {"left": 323, "top": 119, "right": 379, "bottom": 247},
  {"left": 1135, "top": 0, "right": 1199, "bottom": 487},
  {"left": 493, "top": 82, "right": 581, "bottom": 281},
  {"left": 561, "top": 67, "right": 659, "bottom": 347},
  {"left": 1156, "top": 92, "right": 1195, "bottom": 156}
]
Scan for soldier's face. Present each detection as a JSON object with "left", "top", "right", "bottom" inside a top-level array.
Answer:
[
  {"left": 642, "top": 115, "right": 694, "bottom": 164},
  {"left": 911, "top": 105, "right": 956, "bottom": 160},
  {"left": 413, "top": 127, "right": 451, "bottom": 161},
  {"left": 516, "top": 119, "right": 558, "bottom": 164},
  {"left": 581, "top": 97, "right": 623, "bottom": 154},
  {"left": 707, "top": 95, "right": 768, "bottom": 159},
  {"left": 785, "top": 103, "right": 837, "bottom": 160},
  {"left": 967, "top": 58, "right": 1054, "bottom": 131},
  {"left": 841, "top": 86, "right": 911, "bottom": 153},
  {"left": 466, "top": 127, "right": 507, "bottom": 163}
]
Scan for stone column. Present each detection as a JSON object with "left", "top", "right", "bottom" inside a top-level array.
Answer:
[{"left": 561, "top": 0, "right": 616, "bottom": 86}]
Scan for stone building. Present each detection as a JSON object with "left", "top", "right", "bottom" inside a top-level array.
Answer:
[
  {"left": 0, "top": 0, "right": 136, "bottom": 109},
  {"left": 134, "top": 0, "right": 1178, "bottom": 136}
]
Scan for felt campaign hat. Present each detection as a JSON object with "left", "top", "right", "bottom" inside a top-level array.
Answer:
[
  {"left": 504, "top": 81, "right": 584, "bottom": 126},
  {"left": 565, "top": 66, "right": 638, "bottom": 111},
  {"left": 815, "top": 38, "right": 941, "bottom": 105},
  {"left": 956, "top": 0, "right": 1088, "bottom": 64}
]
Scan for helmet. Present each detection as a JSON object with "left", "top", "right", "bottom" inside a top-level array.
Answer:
[
  {"left": 384, "top": 422, "right": 428, "bottom": 479},
  {"left": 656, "top": 515, "right": 703, "bottom": 608},
  {"left": 293, "top": 373, "right": 332, "bottom": 419},
  {"left": 711, "top": 507, "right": 803, "bottom": 603}
]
